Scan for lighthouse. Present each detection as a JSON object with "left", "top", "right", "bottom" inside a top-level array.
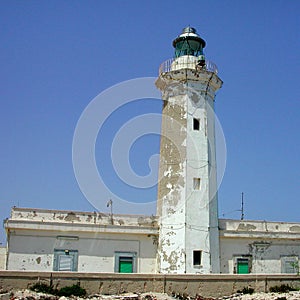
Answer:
[{"left": 156, "top": 27, "right": 223, "bottom": 274}]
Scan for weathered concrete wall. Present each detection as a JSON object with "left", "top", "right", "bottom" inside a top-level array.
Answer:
[
  {"left": 8, "top": 207, "right": 159, "bottom": 229},
  {"left": 220, "top": 238, "right": 300, "bottom": 274},
  {"left": 1, "top": 271, "right": 300, "bottom": 298},
  {"left": 5, "top": 208, "right": 158, "bottom": 273},
  {"left": 219, "top": 219, "right": 300, "bottom": 274},
  {"left": 6, "top": 209, "right": 300, "bottom": 275},
  {"left": 219, "top": 219, "right": 300, "bottom": 237},
  {"left": 0, "top": 247, "right": 6, "bottom": 270},
  {"left": 7, "top": 230, "right": 157, "bottom": 273}
]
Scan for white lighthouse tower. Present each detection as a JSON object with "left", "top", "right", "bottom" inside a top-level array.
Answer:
[{"left": 156, "top": 27, "right": 223, "bottom": 274}]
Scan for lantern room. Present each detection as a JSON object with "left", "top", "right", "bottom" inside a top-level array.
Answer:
[{"left": 173, "top": 26, "right": 206, "bottom": 58}]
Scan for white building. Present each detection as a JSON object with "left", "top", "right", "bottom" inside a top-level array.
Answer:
[
  {"left": 4, "top": 207, "right": 300, "bottom": 274},
  {"left": 4, "top": 27, "right": 300, "bottom": 275},
  {"left": 219, "top": 219, "right": 300, "bottom": 274},
  {"left": 5, "top": 208, "right": 158, "bottom": 273}
]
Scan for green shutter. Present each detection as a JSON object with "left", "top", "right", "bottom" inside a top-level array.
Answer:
[
  {"left": 237, "top": 261, "right": 249, "bottom": 274},
  {"left": 119, "top": 258, "right": 133, "bottom": 273}
]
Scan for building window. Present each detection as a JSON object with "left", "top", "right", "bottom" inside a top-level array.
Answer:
[
  {"left": 281, "top": 256, "right": 298, "bottom": 274},
  {"left": 114, "top": 252, "right": 137, "bottom": 273},
  {"left": 193, "top": 178, "right": 201, "bottom": 190},
  {"left": 236, "top": 258, "right": 250, "bottom": 274},
  {"left": 53, "top": 249, "right": 78, "bottom": 271},
  {"left": 193, "top": 118, "right": 200, "bottom": 130},
  {"left": 193, "top": 250, "right": 202, "bottom": 266}
]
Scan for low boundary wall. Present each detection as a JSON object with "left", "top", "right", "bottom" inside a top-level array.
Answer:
[{"left": 1, "top": 271, "right": 300, "bottom": 298}]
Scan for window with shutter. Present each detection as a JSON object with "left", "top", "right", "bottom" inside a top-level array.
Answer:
[
  {"left": 281, "top": 256, "right": 298, "bottom": 274},
  {"left": 53, "top": 249, "right": 78, "bottom": 271},
  {"left": 114, "top": 252, "right": 137, "bottom": 273}
]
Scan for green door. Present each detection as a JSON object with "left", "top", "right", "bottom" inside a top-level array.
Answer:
[
  {"left": 119, "top": 257, "right": 133, "bottom": 273},
  {"left": 237, "top": 259, "right": 249, "bottom": 274}
]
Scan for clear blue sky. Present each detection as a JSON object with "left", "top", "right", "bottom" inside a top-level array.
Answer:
[{"left": 1, "top": 0, "right": 300, "bottom": 244}]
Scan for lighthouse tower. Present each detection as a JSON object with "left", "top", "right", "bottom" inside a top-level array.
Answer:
[{"left": 156, "top": 27, "right": 223, "bottom": 274}]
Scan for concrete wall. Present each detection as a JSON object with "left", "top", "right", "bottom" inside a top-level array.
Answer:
[
  {"left": 5, "top": 208, "right": 158, "bottom": 273},
  {"left": 220, "top": 238, "right": 300, "bottom": 274},
  {"left": 219, "top": 219, "right": 300, "bottom": 236},
  {"left": 7, "top": 207, "right": 159, "bottom": 229},
  {"left": 7, "top": 230, "right": 157, "bottom": 273},
  {"left": 219, "top": 219, "right": 300, "bottom": 274},
  {"left": 6, "top": 209, "right": 300, "bottom": 275},
  {"left": 0, "top": 247, "right": 6, "bottom": 270},
  {"left": 1, "top": 271, "right": 300, "bottom": 298}
]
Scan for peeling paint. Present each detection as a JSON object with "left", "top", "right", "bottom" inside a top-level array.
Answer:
[
  {"left": 290, "top": 226, "right": 300, "bottom": 232},
  {"left": 64, "top": 212, "right": 81, "bottom": 222},
  {"left": 8, "top": 207, "right": 159, "bottom": 229},
  {"left": 86, "top": 215, "right": 92, "bottom": 222},
  {"left": 118, "top": 219, "right": 124, "bottom": 225},
  {"left": 237, "top": 223, "right": 256, "bottom": 231}
]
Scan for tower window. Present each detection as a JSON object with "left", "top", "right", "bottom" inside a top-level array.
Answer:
[
  {"left": 193, "top": 250, "right": 202, "bottom": 266},
  {"left": 193, "top": 178, "right": 201, "bottom": 190},
  {"left": 193, "top": 118, "right": 200, "bottom": 130}
]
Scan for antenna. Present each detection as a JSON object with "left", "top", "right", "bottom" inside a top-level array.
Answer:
[
  {"left": 241, "top": 192, "right": 245, "bottom": 220},
  {"left": 222, "top": 193, "right": 246, "bottom": 220}
]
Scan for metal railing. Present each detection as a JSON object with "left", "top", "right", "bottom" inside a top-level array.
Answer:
[{"left": 158, "top": 57, "right": 218, "bottom": 75}]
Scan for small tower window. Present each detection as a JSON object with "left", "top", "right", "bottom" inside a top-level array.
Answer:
[
  {"left": 193, "top": 118, "right": 200, "bottom": 130},
  {"left": 193, "top": 250, "right": 202, "bottom": 266},
  {"left": 193, "top": 178, "right": 201, "bottom": 190}
]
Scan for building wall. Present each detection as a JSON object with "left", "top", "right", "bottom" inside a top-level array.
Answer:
[
  {"left": 5, "top": 208, "right": 159, "bottom": 273},
  {"left": 220, "top": 238, "right": 300, "bottom": 274},
  {"left": 219, "top": 219, "right": 300, "bottom": 274},
  {"left": 0, "top": 247, "right": 6, "bottom": 270},
  {"left": 7, "top": 230, "right": 157, "bottom": 273},
  {"left": 220, "top": 238, "right": 250, "bottom": 273},
  {"left": 5, "top": 209, "right": 300, "bottom": 275}
]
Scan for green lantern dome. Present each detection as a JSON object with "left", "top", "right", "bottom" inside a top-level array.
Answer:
[{"left": 173, "top": 26, "right": 206, "bottom": 58}]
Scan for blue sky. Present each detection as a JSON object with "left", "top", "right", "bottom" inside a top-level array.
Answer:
[{"left": 1, "top": 0, "right": 300, "bottom": 244}]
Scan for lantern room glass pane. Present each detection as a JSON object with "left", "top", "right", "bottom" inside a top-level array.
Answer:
[{"left": 175, "top": 40, "right": 203, "bottom": 57}]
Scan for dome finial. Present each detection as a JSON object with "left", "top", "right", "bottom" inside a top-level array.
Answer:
[{"left": 182, "top": 26, "right": 196, "bottom": 34}]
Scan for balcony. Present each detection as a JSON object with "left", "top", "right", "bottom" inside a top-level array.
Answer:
[{"left": 159, "top": 56, "right": 218, "bottom": 75}]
